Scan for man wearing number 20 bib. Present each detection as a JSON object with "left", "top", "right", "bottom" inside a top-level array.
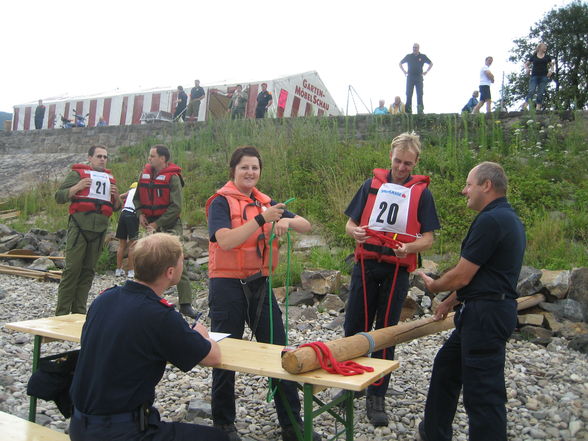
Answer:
[
  {"left": 55, "top": 146, "right": 121, "bottom": 316},
  {"left": 344, "top": 133, "right": 440, "bottom": 427}
]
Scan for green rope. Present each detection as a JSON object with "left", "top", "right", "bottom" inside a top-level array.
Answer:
[{"left": 266, "top": 198, "right": 295, "bottom": 403}]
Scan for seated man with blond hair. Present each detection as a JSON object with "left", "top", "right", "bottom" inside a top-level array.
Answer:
[{"left": 69, "top": 233, "right": 228, "bottom": 441}]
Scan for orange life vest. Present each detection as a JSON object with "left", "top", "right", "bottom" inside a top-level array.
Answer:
[
  {"left": 69, "top": 164, "right": 116, "bottom": 217},
  {"left": 354, "top": 169, "right": 429, "bottom": 272},
  {"left": 206, "top": 181, "right": 279, "bottom": 279},
  {"left": 137, "top": 163, "right": 182, "bottom": 218}
]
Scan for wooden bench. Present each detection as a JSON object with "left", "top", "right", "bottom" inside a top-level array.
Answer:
[{"left": 0, "top": 411, "right": 69, "bottom": 440}]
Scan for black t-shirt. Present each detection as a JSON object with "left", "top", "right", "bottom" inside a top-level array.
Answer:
[
  {"left": 457, "top": 197, "right": 526, "bottom": 301},
  {"left": 178, "top": 90, "right": 188, "bottom": 107},
  {"left": 400, "top": 53, "right": 432, "bottom": 76},
  {"left": 70, "top": 281, "right": 211, "bottom": 414},
  {"left": 344, "top": 173, "right": 441, "bottom": 234},
  {"left": 256, "top": 90, "right": 272, "bottom": 109},
  {"left": 208, "top": 195, "right": 295, "bottom": 242},
  {"left": 35, "top": 105, "right": 45, "bottom": 120},
  {"left": 191, "top": 86, "right": 205, "bottom": 100},
  {"left": 528, "top": 53, "right": 552, "bottom": 77}
]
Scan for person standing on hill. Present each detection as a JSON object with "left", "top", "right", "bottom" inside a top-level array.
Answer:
[
  {"left": 472, "top": 57, "right": 494, "bottom": 114},
  {"left": 133, "top": 144, "right": 196, "bottom": 319},
  {"left": 187, "top": 79, "right": 205, "bottom": 121},
  {"left": 416, "top": 162, "right": 526, "bottom": 441},
  {"left": 399, "top": 43, "right": 433, "bottom": 114},
  {"left": 255, "top": 83, "right": 272, "bottom": 118},
  {"left": 34, "top": 99, "right": 46, "bottom": 129},
  {"left": 174, "top": 86, "right": 188, "bottom": 121},
  {"left": 343, "top": 133, "right": 440, "bottom": 427},
  {"left": 55, "top": 145, "right": 121, "bottom": 315},
  {"left": 523, "top": 43, "right": 554, "bottom": 111}
]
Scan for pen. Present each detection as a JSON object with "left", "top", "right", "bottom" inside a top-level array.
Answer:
[{"left": 191, "top": 311, "right": 203, "bottom": 328}]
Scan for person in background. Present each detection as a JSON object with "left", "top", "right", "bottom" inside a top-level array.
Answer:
[
  {"left": 187, "top": 79, "right": 205, "bottom": 121},
  {"left": 472, "top": 57, "right": 494, "bottom": 114},
  {"left": 389, "top": 96, "right": 406, "bottom": 114},
  {"left": 255, "top": 83, "right": 272, "bottom": 118},
  {"left": 206, "top": 146, "right": 319, "bottom": 441},
  {"left": 133, "top": 144, "right": 197, "bottom": 319},
  {"left": 115, "top": 182, "right": 139, "bottom": 279},
  {"left": 97, "top": 116, "right": 108, "bottom": 127},
  {"left": 69, "top": 233, "right": 228, "bottom": 441},
  {"left": 416, "top": 162, "right": 526, "bottom": 441},
  {"left": 523, "top": 43, "right": 554, "bottom": 111},
  {"left": 461, "top": 91, "right": 479, "bottom": 113},
  {"left": 174, "top": 86, "right": 188, "bottom": 121},
  {"left": 55, "top": 146, "right": 121, "bottom": 315},
  {"left": 399, "top": 43, "right": 433, "bottom": 114},
  {"left": 228, "top": 84, "right": 248, "bottom": 119},
  {"left": 343, "top": 133, "right": 440, "bottom": 427},
  {"left": 35, "top": 99, "right": 46, "bottom": 129},
  {"left": 373, "top": 99, "right": 389, "bottom": 115}
]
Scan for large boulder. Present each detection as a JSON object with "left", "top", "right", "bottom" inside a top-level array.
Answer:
[
  {"left": 568, "top": 268, "right": 588, "bottom": 321},
  {"left": 517, "top": 266, "right": 543, "bottom": 297},
  {"left": 300, "top": 269, "right": 341, "bottom": 295},
  {"left": 540, "top": 269, "right": 570, "bottom": 299}
]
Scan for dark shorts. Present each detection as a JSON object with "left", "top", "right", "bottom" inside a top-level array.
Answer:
[
  {"left": 115, "top": 211, "right": 139, "bottom": 241},
  {"left": 479, "top": 85, "right": 491, "bottom": 101}
]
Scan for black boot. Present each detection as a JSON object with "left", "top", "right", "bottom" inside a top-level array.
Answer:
[
  {"left": 366, "top": 395, "right": 389, "bottom": 427},
  {"left": 179, "top": 303, "right": 197, "bottom": 319},
  {"left": 214, "top": 423, "right": 242, "bottom": 441},
  {"left": 416, "top": 421, "right": 429, "bottom": 441}
]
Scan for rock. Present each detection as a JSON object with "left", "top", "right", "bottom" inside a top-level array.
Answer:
[
  {"left": 568, "top": 268, "right": 588, "bottom": 321},
  {"left": 273, "top": 286, "right": 288, "bottom": 303},
  {"left": 183, "top": 242, "right": 205, "bottom": 259},
  {"left": 400, "top": 295, "right": 419, "bottom": 321},
  {"left": 319, "top": 294, "right": 345, "bottom": 312},
  {"left": 299, "top": 307, "right": 318, "bottom": 321},
  {"left": 288, "top": 289, "right": 315, "bottom": 307},
  {"left": 538, "top": 311, "right": 562, "bottom": 333},
  {"left": 517, "top": 266, "right": 543, "bottom": 297},
  {"left": 37, "top": 239, "right": 59, "bottom": 255},
  {"left": 294, "top": 235, "right": 327, "bottom": 250},
  {"left": 568, "top": 334, "right": 588, "bottom": 354},
  {"left": 517, "top": 313, "right": 545, "bottom": 327},
  {"left": 0, "top": 224, "right": 15, "bottom": 237},
  {"left": 419, "top": 259, "right": 439, "bottom": 275},
  {"left": 187, "top": 399, "right": 212, "bottom": 418},
  {"left": 324, "top": 315, "right": 345, "bottom": 330},
  {"left": 557, "top": 298, "right": 585, "bottom": 322},
  {"left": 519, "top": 326, "right": 553, "bottom": 345},
  {"left": 186, "top": 228, "right": 209, "bottom": 249},
  {"left": 0, "top": 234, "right": 22, "bottom": 252},
  {"left": 195, "top": 256, "right": 209, "bottom": 266},
  {"left": 540, "top": 269, "right": 569, "bottom": 299},
  {"left": 558, "top": 320, "right": 588, "bottom": 338},
  {"left": 300, "top": 269, "right": 341, "bottom": 295}
]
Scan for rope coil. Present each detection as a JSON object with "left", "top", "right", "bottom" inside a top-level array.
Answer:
[{"left": 299, "top": 341, "right": 374, "bottom": 376}]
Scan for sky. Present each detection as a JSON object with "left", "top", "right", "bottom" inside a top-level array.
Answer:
[{"left": 2, "top": 0, "right": 572, "bottom": 115}]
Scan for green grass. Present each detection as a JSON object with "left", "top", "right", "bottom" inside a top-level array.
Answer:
[{"left": 4, "top": 113, "right": 588, "bottom": 278}]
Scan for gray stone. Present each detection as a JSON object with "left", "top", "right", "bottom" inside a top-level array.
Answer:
[
  {"left": 288, "top": 289, "right": 315, "bottom": 307},
  {"left": 557, "top": 298, "right": 585, "bottom": 322},
  {"left": 568, "top": 334, "right": 588, "bottom": 355},
  {"left": 0, "top": 224, "right": 15, "bottom": 237},
  {"left": 540, "top": 269, "right": 570, "bottom": 299},
  {"left": 568, "top": 268, "right": 588, "bottom": 321},
  {"left": 294, "top": 235, "right": 327, "bottom": 250},
  {"left": 519, "top": 326, "right": 553, "bottom": 345},
  {"left": 517, "top": 266, "right": 543, "bottom": 297},
  {"left": 300, "top": 269, "right": 341, "bottom": 295},
  {"left": 324, "top": 315, "right": 345, "bottom": 330},
  {"left": 187, "top": 399, "right": 212, "bottom": 418},
  {"left": 300, "top": 308, "right": 318, "bottom": 321},
  {"left": 183, "top": 242, "right": 205, "bottom": 259},
  {"left": 28, "top": 257, "right": 54, "bottom": 272},
  {"left": 319, "top": 294, "right": 345, "bottom": 312},
  {"left": 37, "top": 239, "right": 59, "bottom": 256}
]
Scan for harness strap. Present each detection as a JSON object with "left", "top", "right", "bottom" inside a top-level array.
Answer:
[{"left": 299, "top": 341, "right": 374, "bottom": 376}]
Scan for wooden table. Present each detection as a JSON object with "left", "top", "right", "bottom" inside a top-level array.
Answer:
[{"left": 6, "top": 315, "right": 399, "bottom": 441}]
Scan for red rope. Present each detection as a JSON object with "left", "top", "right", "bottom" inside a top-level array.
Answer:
[
  {"left": 364, "top": 228, "right": 403, "bottom": 250},
  {"left": 299, "top": 341, "right": 374, "bottom": 376}
]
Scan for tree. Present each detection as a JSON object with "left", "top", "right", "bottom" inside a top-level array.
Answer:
[{"left": 503, "top": 1, "right": 588, "bottom": 110}]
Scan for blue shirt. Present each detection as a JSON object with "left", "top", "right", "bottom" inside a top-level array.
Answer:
[
  {"left": 70, "top": 281, "right": 211, "bottom": 414},
  {"left": 457, "top": 197, "right": 526, "bottom": 301},
  {"left": 373, "top": 106, "right": 389, "bottom": 115}
]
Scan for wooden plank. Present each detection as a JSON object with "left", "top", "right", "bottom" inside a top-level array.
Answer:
[
  {"left": 5, "top": 314, "right": 85, "bottom": 343},
  {"left": 0, "top": 411, "right": 69, "bottom": 440}
]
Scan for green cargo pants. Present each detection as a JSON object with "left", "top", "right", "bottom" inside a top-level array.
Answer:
[{"left": 157, "top": 219, "right": 193, "bottom": 305}]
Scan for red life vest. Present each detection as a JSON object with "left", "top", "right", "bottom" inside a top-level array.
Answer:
[
  {"left": 354, "top": 169, "right": 429, "bottom": 272},
  {"left": 69, "top": 164, "right": 116, "bottom": 217},
  {"left": 206, "top": 181, "right": 279, "bottom": 279},
  {"left": 137, "top": 163, "right": 183, "bottom": 218}
]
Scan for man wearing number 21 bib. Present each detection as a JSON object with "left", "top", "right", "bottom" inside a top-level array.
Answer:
[
  {"left": 55, "top": 145, "right": 121, "bottom": 316},
  {"left": 344, "top": 133, "right": 440, "bottom": 427}
]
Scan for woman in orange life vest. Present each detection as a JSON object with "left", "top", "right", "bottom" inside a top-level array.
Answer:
[
  {"left": 206, "top": 146, "right": 315, "bottom": 441},
  {"left": 344, "top": 132, "right": 440, "bottom": 427}
]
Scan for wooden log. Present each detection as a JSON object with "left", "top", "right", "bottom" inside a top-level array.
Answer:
[{"left": 282, "top": 293, "right": 546, "bottom": 374}]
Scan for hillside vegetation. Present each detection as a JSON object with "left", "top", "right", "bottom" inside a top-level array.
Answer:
[{"left": 6, "top": 112, "right": 588, "bottom": 274}]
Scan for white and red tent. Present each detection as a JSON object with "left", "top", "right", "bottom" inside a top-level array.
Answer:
[{"left": 12, "top": 71, "right": 341, "bottom": 131}]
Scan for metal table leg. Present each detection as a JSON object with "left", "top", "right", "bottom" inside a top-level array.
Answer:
[{"left": 28, "top": 335, "right": 41, "bottom": 422}]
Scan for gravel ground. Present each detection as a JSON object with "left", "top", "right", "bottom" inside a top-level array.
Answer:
[{"left": 0, "top": 273, "right": 586, "bottom": 440}]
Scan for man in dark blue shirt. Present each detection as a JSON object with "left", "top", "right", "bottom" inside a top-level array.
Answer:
[
  {"left": 399, "top": 43, "right": 433, "bottom": 114},
  {"left": 69, "top": 233, "right": 228, "bottom": 441},
  {"left": 417, "top": 162, "right": 526, "bottom": 441},
  {"left": 255, "top": 83, "right": 273, "bottom": 118}
]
